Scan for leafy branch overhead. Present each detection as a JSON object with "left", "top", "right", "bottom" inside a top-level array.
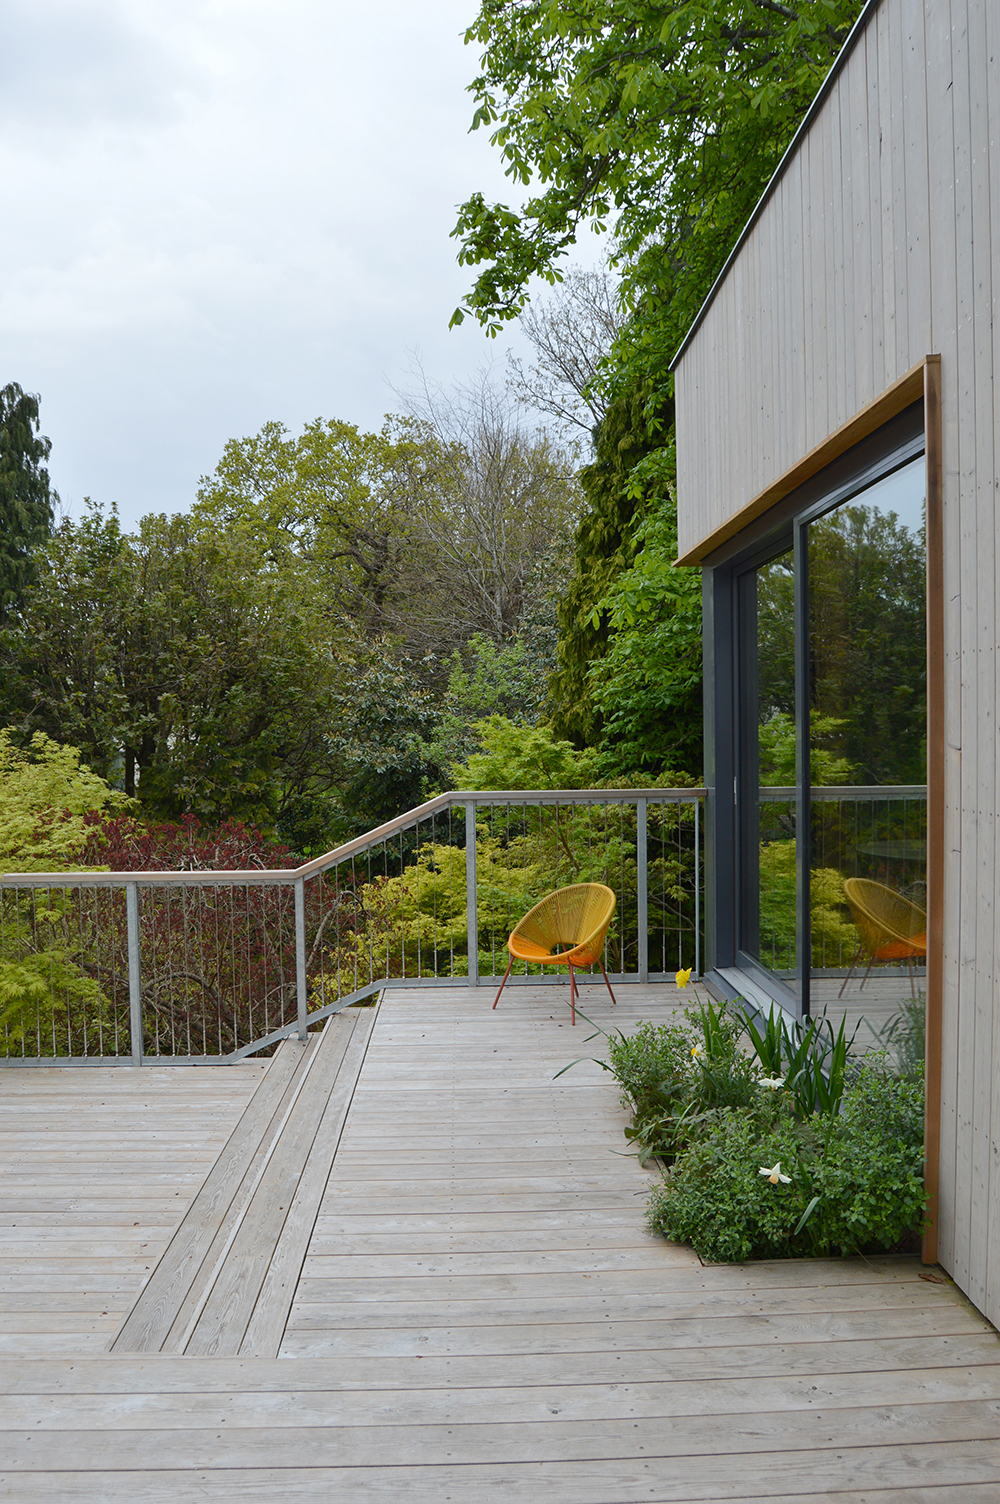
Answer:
[{"left": 452, "top": 0, "right": 861, "bottom": 341}]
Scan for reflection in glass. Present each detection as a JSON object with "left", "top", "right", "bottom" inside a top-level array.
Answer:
[
  {"left": 750, "top": 549, "right": 799, "bottom": 997},
  {"left": 808, "top": 456, "right": 927, "bottom": 1032}
]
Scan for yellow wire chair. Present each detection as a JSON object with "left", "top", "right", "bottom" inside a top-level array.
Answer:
[
  {"left": 839, "top": 877, "right": 927, "bottom": 999},
  {"left": 492, "top": 883, "right": 618, "bottom": 1026}
]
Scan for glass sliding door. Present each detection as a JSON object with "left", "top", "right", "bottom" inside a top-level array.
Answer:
[
  {"left": 730, "top": 438, "right": 927, "bottom": 1023},
  {"left": 808, "top": 455, "right": 927, "bottom": 1027},
  {"left": 738, "top": 545, "right": 801, "bottom": 1005}
]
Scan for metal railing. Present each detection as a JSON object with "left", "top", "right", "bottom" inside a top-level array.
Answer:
[{"left": 0, "top": 788, "right": 704, "bottom": 1064}]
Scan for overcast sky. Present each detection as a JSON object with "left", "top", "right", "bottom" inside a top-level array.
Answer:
[{"left": 1, "top": 0, "right": 590, "bottom": 529}]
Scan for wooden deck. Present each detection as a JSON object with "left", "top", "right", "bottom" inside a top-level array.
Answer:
[{"left": 1, "top": 981, "right": 999, "bottom": 1502}]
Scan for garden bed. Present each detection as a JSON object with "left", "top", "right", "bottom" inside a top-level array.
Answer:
[{"left": 586, "top": 993, "right": 925, "bottom": 1264}]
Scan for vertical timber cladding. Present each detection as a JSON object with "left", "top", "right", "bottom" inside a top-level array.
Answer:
[{"left": 671, "top": 0, "right": 1000, "bottom": 1325}]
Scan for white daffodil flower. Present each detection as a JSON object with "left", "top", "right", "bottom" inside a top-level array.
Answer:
[
  {"left": 759, "top": 1161, "right": 791, "bottom": 1185},
  {"left": 690, "top": 1042, "right": 705, "bottom": 1061},
  {"left": 758, "top": 1076, "right": 785, "bottom": 1089}
]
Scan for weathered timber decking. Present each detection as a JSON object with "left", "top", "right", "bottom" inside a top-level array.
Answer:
[
  {"left": 1, "top": 981, "right": 999, "bottom": 1502},
  {"left": 0, "top": 1054, "right": 268, "bottom": 1355}
]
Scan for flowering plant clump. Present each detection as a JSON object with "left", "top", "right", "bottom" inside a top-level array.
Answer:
[
  {"left": 600, "top": 1002, "right": 765, "bottom": 1168},
  {"left": 645, "top": 1048, "right": 926, "bottom": 1262},
  {"left": 594, "top": 997, "right": 926, "bottom": 1262}
]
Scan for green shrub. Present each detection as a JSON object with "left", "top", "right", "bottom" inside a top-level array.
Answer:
[
  {"left": 603, "top": 1004, "right": 767, "bottom": 1167},
  {"left": 607, "top": 1018, "right": 691, "bottom": 1118},
  {"left": 646, "top": 1063, "right": 926, "bottom": 1261},
  {"left": 835, "top": 1062, "right": 924, "bottom": 1152},
  {"left": 646, "top": 1115, "right": 807, "bottom": 1262}
]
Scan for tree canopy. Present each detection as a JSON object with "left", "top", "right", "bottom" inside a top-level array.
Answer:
[
  {"left": 0, "top": 383, "right": 55, "bottom": 623},
  {"left": 194, "top": 395, "right": 580, "bottom": 666},
  {"left": 452, "top": 0, "right": 861, "bottom": 345},
  {"left": 0, "top": 388, "right": 585, "bottom": 851},
  {"left": 0, "top": 504, "right": 345, "bottom": 831},
  {"left": 457, "top": 0, "right": 863, "bottom": 780}
]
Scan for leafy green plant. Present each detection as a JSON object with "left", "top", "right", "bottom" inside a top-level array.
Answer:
[
  {"left": 605, "top": 1018, "right": 691, "bottom": 1117},
  {"left": 647, "top": 1063, "right": 926, "bottom": 1261},
  {"left": 578, "top": 1005, "right": 774, "bottom": 1167},
  {"left": 586, "top": 997, "right": 927, "bottom": 1261},
  {"left": 734, "top": 1002, "right": 861, "bottom": 1119},
  {"left": 0, "top": 730, "right": 130, "bottom": 1054},
  {"left": 646, "top": 1115, "right": 807, "bottom": 1262}
]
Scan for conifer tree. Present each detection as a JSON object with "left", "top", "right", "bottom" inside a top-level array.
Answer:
[{"left": 0, "top": 383, "right": 55, "bottom": 622}]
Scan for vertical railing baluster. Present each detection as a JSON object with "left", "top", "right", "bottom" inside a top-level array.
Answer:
[
  {"left": 465, "top": 800, "right": 479, "bottom": 987},
  {"left": 637, "top": 797, "right": 648, "bottom": 984},
  {"left": 294, "top": 878, "right": 307, "bottom": 1042},
  {"left": 126, "top": 881, "right": 143, "bottom": 1067}
]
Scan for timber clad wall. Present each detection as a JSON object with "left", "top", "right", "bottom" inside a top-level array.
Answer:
[{"left": 674, "top": 0, "right": 1000, "bottom": 1325}]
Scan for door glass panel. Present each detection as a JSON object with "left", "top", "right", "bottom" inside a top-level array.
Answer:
[
  {"left": 749, "top": 547, "right": 800, "bottom": 1000},
  {"left": 808, "top": 456, "right": 927, "bottom": 1032}
]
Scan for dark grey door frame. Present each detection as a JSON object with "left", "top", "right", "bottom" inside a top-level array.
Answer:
[{"left": 700, "top": 404, "right": 925, "bottom": 1018}]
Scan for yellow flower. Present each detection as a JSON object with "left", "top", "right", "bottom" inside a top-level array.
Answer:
[
  {"left": 675, "top": 967, "right": 692, "bottom": 989},
  {"left": 759, "top": 1161, "right": 791, "bottom": 1185}
]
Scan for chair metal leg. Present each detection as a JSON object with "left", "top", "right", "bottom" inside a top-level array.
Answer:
[
  {"left": 492, "top": 956, "right": 513, "bottom": 1009},
  {"left": 908, "top": 955, "right": 916, "bottom": 999},
  {"left": 598, "top": 957, "right": 617, "bottom": 1005},
  {"left": 568, "top": 964, "right": 577, "bottom": 1025}
]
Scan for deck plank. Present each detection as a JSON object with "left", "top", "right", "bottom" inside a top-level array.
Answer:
[
  {"left": 238, "top": 1010, "right": 376, "bottom": 1358},
  {"left": 182, "top": 1012, "right": 368, "bottom": 1356},
  {"left": 0, "top": 1060, "right": 263, "bottom": 1355},
  {"left": 111, "top": 1038, "right": 310, "bottom": 1354},
  {"left": 1, "top": 982, "right": 999, "bottom": 1501}
]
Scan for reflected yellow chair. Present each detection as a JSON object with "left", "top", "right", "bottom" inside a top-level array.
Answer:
[
  {"left": 492, "top": 883, "right": 618, "bottom": 1025},
  {"left": 840, "top": 878, "right": 927, "bottom": 999}
]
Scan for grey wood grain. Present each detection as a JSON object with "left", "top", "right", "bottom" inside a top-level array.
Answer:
[
  {"left": 240, "top": 1011, "right": 376, "bottom": 1357},
  {"left": 110, "top": 1040, "right": 306, "bottom": 1353},
  {"left": 183, "top": 1013, "right": 364, "bottom": 1355}
]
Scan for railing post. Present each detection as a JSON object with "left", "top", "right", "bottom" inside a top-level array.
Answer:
[
  {"left": 636, "top": 797, "right": 648, "bottom": 983},
  {"left": 294, "top": 878, "right": 308, "bottom": 1042},
  {"left": 465, "top": 800, "right": 479, "bottom": 987},
  {"left": 126, "top": 882, "right": 143, "bottom": 1066}
]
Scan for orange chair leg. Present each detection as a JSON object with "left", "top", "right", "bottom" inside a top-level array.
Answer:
[
  {"left": 598, "top": 957, "right": 617, "bottom": 1005},
  {"left": 492, "top": 956, "right": 513, "bottom": 1009}
]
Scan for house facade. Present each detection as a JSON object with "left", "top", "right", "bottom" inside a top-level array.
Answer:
[{"left": 672, "top": 0, "right": 1000, "bottom": 1324}]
